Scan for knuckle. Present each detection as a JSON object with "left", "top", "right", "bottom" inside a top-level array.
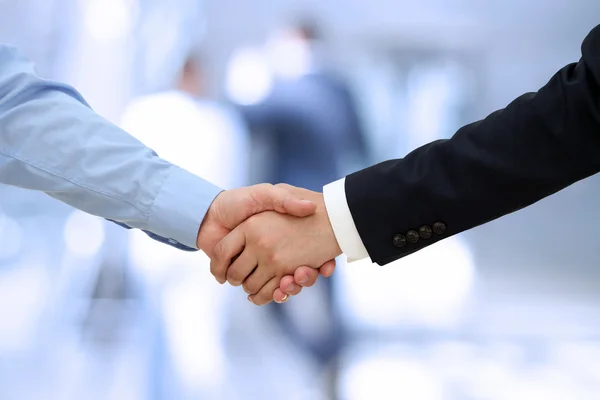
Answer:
[
  {"left": 241, "top": 281, "right": 251, "bottom": 294},
  {"left": 251, "top": 183, "right": 273, "bottom": 202},
  {"left": 257, "top": 183, "right": 273, "bottom": 191},
  {"left": 227, "top": 267, "right": 243, "bottom": 286},
  {"left": 246, "top": 214, "right": 262, "bottom": 228},
  {"left": 213, "top": 241, "right": 228, "bottom": 260},
  {"left": 279, "top": 276, "right": 292, "bottom": 289},
  {"left": 243, "top": 280, "right": 259, "bottom": 295},
  {"left": 266, "top": 251, "right": 284, "bottom": 269},
  {"left": 255, "top": 235, "right": 272, "bottom": 251},
  {"left": 240, "top": 195, "right": 256, "bottom": 212}
]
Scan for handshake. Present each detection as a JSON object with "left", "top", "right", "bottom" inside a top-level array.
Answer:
[{"left": 196, "top": 183, "right": 343, "bottom": 305}]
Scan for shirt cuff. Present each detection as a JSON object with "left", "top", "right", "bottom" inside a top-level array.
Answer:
[
  {"left": 323, "top": 177, "right": 370, "bottom": 262},
  {"left": 147, "top": 165, "right": 223, "bottom": 249}
]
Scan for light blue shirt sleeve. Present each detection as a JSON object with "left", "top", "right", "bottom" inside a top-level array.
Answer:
[{"left": 0, "top": 44, "right": 223, "bottom": 250}]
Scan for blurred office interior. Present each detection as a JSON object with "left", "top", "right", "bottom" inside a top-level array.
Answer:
[{"left": 1, "top": 0, "right": 600, "bottom": 399}]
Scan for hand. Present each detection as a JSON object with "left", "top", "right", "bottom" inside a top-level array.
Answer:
[
  {"left": 197, "top": 183, "right": 334, "bottom": 302},
  {"left": 197, "top": 184, "right": 314, "bottom": 259},
  {"left": 271, "top": 187, "right": 338, "bottom": 303},
  {"left": 211, "top": 188, "right": 343, "bottom": 305},
  {"left": 272, "top": 263, "right": 336, "bottom": 303}
]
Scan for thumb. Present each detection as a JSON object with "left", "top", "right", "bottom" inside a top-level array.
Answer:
[{"left": 250, "top": 184, "right": 316, "bottom": 217}]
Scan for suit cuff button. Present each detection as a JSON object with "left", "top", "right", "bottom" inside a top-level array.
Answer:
[
  {"left": 406, "top": 230, "right": 420, "bottom": 243},
  {"left": 393, "top": 234, "right": 407, "bottom": 248},
  {"left": 432, "top": 222, "right": 447, "bottom": 235},
  {"left": 419, "top": 225, "right": 432, "bottom": 239}
]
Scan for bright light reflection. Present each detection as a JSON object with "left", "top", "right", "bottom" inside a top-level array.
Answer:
[
  {"left": 83, "top": 0, "right": 134, "bottom": 41},
  {"left": 63, "top": 210, "right": 105, "bottom": 257},
  {"left": 225, "top": 47, "right": 273, "bottom": 105},
  {"left": 336, "top": 237, "right": 475, "bottom": 329},
  {"left": 0, "top": 214, "right": 23, "bottom": 260}
]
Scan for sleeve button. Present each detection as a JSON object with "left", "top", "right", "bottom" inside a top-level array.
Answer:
[
  {"left": 419, "top": 225, "right": 432, "bottom": 239},
  {"left": 392, "top": 234, "right": 407, "bottom": 248},
  {"left": 432, "top": 222, "right": 447, "bottom": 235},
  {"left": 406, "top": 230, "right": 420, "bottom": 243}
]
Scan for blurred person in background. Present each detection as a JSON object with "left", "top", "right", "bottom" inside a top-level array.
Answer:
[
  {"left": 0, "top": 36, "right": 330, "bottom": 399},
  {"left": 120, "top": 50, "right": 252, "bottom": 398},
  {"left": 231, "top": 16, "right": 370, "bottom": 397},
  {"left": 122, "top": 43, "right": 344, "bottom": 398},
  {"left": 240, "top": 17, "right": 370, "bottom": 189},
  {"left": 222, "top": 23, "right": 600, "bottom": 299},
  {"left": 0, "top": 43, "right": 327, "bottom": 298},
  {"left": 122, "top": 51, "right": 249, "bottom": 191}
]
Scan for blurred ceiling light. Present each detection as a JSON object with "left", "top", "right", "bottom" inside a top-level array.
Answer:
[
  {"left": 63, "top": 210, "right": 105, "bottom": 257},
  {"left": 264, "top": 33, "right": 311, "bottom": 79},
  {"left": 83, "top": 0, "right": 135, "bottom": 41},
  {"left": 225, "top": 47, "right": 273, "bottom": 106},
  {"left": 0, "top": 213, "right": 23, "bottom": 260}
]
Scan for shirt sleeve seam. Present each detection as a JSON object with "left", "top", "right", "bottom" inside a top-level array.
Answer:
[{"left": 0, "top": 147, "right": 152, "bottom": 219}]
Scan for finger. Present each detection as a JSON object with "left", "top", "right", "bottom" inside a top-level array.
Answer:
[
  {"left": 274, "top": 183, "right": 317, "bottom": 204},
  {"left": 248, "top": 276, "right": 280, "bottom": 306},
  {"left": 211, "top": 228, "right": 246, "bottom": 284},
  {"left": 279, "top": 275, "right": 302, "bottom": 296},
  {"left": 319, "top": 259, "right": 337, "bottom": 278},
  {"left": 242, "top": 264, "right": 276, "bottom": 295},
  {"left": 227, "top": 249, "right": 258, "bottom": 287},
  {"left": 294, "top": 267, "right": 320, "bottom": 288},
  {"left": 250, "top": 184, "right": 316, "bottom": 217},
  {"left": 273, "top": 288, "right": 291, "bottom": 304}
]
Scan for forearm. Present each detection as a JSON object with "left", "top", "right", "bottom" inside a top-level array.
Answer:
[
  {"left": 339, "top": 25, "right": 600, "bottom": 265},
  {"left": 0, "top": 45, "right": 222, "bottom": 248}
]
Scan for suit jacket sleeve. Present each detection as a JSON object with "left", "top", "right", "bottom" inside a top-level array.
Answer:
[{"left": 345, "top": 24, "right": 600, "bottom": 266}]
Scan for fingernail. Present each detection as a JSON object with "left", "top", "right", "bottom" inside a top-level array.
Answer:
[
  {"left": 299, "top": 199, "right": 313, "bottom": 205},
  {"left": 285, "top": 283, "right": 296, "bottom": 292},
  {"left": 248, "top": 295, "right": 254, "bottom": 304},
  {"left": 298, "top": 275, "right": 308, "bottom": 284},
  {"left": 279, "top": 294, "right": 288, "bottom": 303}
]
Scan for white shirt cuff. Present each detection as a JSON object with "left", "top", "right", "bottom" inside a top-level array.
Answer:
[{"left": 323, "top": 177, "right": 370, "bottom": 262}]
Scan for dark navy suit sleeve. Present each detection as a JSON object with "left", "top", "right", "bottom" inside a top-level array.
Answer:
[{"left": 346, "top": 24, "right": 600, "bottom": 265}]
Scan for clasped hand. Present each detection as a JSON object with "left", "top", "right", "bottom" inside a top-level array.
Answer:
[{"left": 196, "top": 183, "right": 342, "bottom": 305}]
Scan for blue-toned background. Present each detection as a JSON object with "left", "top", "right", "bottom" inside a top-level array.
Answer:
[{"left": 1, "top": 0, "right": 600, "bottom": 398}]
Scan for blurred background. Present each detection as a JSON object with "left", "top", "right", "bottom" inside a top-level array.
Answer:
[{"left": 1, "top": 0, "right": 600, "bottom": 399}]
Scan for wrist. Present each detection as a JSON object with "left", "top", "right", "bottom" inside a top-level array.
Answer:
[
  {"left": 315, "top": 193, "right": 343, "bottom": 259},
  {"left": 196, "top": 190, "right": 224, "bottom": 252}
]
